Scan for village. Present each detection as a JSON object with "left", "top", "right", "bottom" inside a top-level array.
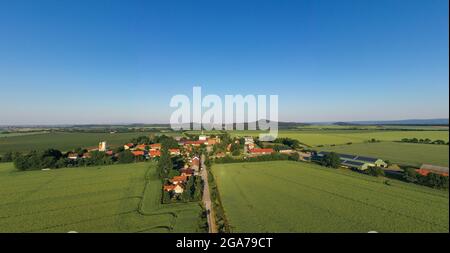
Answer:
[{"left": 59, "top": 132, "right": 449, "bottom": 201}]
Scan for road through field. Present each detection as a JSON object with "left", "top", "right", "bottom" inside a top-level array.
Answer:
[{"left": 201, "top": 154, "right": 217, "bottom": 233}]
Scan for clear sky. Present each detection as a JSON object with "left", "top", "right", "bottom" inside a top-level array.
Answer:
[{"left": 0, "top": 0, "right": 448, "bottom": 124}]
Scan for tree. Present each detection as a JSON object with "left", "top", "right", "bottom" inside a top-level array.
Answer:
[
  {"left": 321, "top": 152, "right": 341, "bottom": 168},
  {"left": 157, "top": 146, "right": 173, "bottom": 179},
  {"left": 2, "top": 152, "right": 13, "bottom": 162},
  {"left": 162, "top": 191, "right": 172, "bottom": 203},
  {"left": 367, "top": 167, "right": 385, "bottom": 177},
  {"left": 230, "top": 143, "right": 241, "bottom": 156},
  {"left": 403, "top": 168, "right": 418, "bottom": 183},
  {"left": 117, "top": 150, "right": 135, "bottom": 164}
]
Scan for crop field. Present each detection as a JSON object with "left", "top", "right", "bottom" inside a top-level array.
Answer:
[
  {"left": 320, "top": 142, "right": 449, "bottom": 167},
  {"left": 187, "top": 129, "right": 449, "bottom": 147},
  {"left": 212, "top": 161, "right": 449, "bottom": 232},
  {"left": 0, "top": 132, "right": 177, "bottom": 154},
  {"left": 0, "top": 162, "right": 203, "bottom": 232}
]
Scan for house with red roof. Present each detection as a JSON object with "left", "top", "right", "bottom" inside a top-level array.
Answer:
[
  {"left": 183, "top": 140, "right": 206, "bottom": 146},
  {"left": 149, "top": 150, "right": 161, "bottom": 157},
  {"left": 131, "top": 150, "right": 145, "bottom": 157},
  {"left": 136, "top": 144, "right": 147, "bottom": 150},
  {"left": 124, "top": 143, "right": 135, "bottom": 150},
  {"left": 171, "top": 175, "right": 188, "bottom": 185},
  {"left": 416, "top": 164, "right": 449, "bottom": 177},
  {"left": 163, "top": 184, "right": 184, "bottom": 194},
  {"left": 180, "top": 168, "right": 194, "bottom": 177},
  {"left": 150, "top": 143, "right": 161, "bottom": 150},
  {"left": 249, "top": 148, "right": 274, "bottom": 156},
  {"left": 169, "top": 148, "right": 181, "bottom": 155},
  {"left": 191, "top": 156, "right": 200, "bottom": 171}
]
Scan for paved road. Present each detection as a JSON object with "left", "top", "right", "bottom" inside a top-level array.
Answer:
[{"left": 200, "top": 154, "right": 218, "bottom": 233}]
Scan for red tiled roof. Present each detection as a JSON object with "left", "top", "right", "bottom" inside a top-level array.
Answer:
[
  {"left": 132, "top": 151, "right": 145, "bottom": 156},
  {"left": 180, "top": 168, "right": 194, "bottom": 174},
  {"left": 416, "top": 169, "right": 449, "bottom": 177},
  {"left": 172, "top": 175, "right": 188, "bottom": 183},
  {"left": 150, "top": 143, "right": 161, "bottom": 148},
  {"left": 250, "top": 148, "right": 274, "bottom": 154},
  {"left": 183, "top": 140, "right": 206, "bottom": 145},
  {"left": 163, "top": 185, "right": 176, "bottom": 191},
  {"left": 150, "top": 150, "right": 161, "bottom": 157},
  {"left": 136, "top": 144, "right": 147, "bottom": 150}
]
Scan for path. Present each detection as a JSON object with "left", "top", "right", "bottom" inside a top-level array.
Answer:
[{"left": 200, "top": 153, "right": 218, "bottom": 233}]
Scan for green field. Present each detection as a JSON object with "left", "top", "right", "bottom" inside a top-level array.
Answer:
[
  {"left": 213, "top": 161, "right": 449, "bottom": 232},
  {"left": 188, "top": 129, "right": 449, "bottom": 147},
  {"left": 0, "top": 162, "right": 203, "bottom": 232},
  {"left": 320, "top": 142, "right": 449, "bottom": 167},
  {"left": 0, "top": 132, "right": 176, "bottom": 154}
]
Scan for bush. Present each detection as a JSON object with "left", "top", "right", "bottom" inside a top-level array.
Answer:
[
  {"left": 320, "top": 152, "right": 341, "bottom": 168},
  {"left": 403, "top": 168, "right": 418, "bottom": 183},
  {"left": 117, "top": 150, "right": 135, "bottom": 163},
  {"left": 367, "top": 167, "right": 385, "bottom": 177}
]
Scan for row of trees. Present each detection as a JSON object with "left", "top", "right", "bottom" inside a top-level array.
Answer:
[
  {"left": 0, "top": 151, "right": 21, "bottom": 163},
  {"left": 273, "top": 137, "right": 301, "bottom": 149},
  {"left": 214, "top": 152, "right": 298, "bottom": 164},
  {"left": 13, "top": 149, "right": 141, "bottom": 171},
  {"left": 403, "top": 168, "right": 448, "bottom": 189},
  {"left": 400, "top": 138, "right": 448, "bottom": 145},
  {"left": 130, "top": 134, "right": 179, "bottom": 147}
]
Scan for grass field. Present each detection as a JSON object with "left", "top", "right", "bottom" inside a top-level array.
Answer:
[
  {"left": 0, "top": 132, "right": 176, "bottom": 154},
  {"left": 188, "top": 129, "right": 449, "bottom": 147},
  {"left": 213, "top": 161, "right": 449, "bottom": 233},
  {"left": 320, "top": 142, "right": 449, "bottom": 167},
  {"left": 0, "top": 162, "right": 203, "bottom": 232}
]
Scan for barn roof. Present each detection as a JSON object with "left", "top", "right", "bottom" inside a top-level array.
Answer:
[{"left": 420, "top": 164, "right": 449, "bottom": 174}]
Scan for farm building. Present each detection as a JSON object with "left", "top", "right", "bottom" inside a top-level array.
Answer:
[
  {"left": 299, "top": 151, "right": 312, "bottom": 161},
  {"left": 249, "top": 148, "right": 274, "bottom": 156},
  {"left": 316, "top": 151, "right": 387, "bottom": 170},
  {"left": 416, "top": 164, "right": 449, "bottom": 177},
  {"left": 67, "top": 152, "right": 79, "bottom": 160}
]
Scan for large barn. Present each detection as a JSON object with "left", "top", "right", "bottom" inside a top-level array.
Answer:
[{"left": 316, "top": 151, "right": 387, "bottom": 170}]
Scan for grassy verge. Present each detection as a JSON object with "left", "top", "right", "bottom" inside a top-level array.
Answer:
[{"left": 207, "top": 168, "right": 231, "bottom": 233}]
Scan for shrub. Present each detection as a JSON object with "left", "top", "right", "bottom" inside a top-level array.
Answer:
[
  {"left": 367, "top": 167, "right": 385, "bottom": 177},
  {"left": 320, "top": 152, "right": 341, "bottom": 168}
]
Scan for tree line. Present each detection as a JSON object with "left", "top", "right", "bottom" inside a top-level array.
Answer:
[{"left": 400, "top": 138, "right": 448, "bottom": 145}]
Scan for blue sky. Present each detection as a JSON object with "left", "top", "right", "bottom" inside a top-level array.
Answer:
[{"left": 0, "top": 0, "right": 448, "bottom": 124}]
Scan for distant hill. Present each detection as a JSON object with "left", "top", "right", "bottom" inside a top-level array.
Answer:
[{"left": 333, "top": 118, "right": 449, "bottom": 126}]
